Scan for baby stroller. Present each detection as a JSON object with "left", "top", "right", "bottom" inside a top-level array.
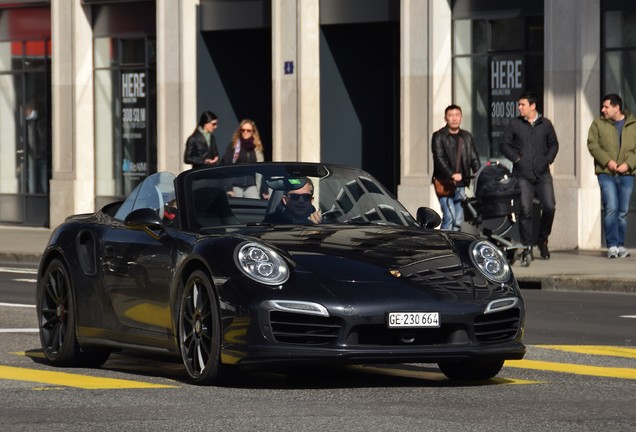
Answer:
[{"left": 463, "top": 162, "right": 533, "bottom": 267}]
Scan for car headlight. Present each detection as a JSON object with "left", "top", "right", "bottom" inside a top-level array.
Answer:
[
  {"left": 469, "top": 240, "right": 511, "bottom": 283},
  {"left": 235, "top": 242, "right": 290, "bottom": 286}
]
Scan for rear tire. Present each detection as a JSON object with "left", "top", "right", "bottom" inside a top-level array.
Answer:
[
  {"left": 37, "top": 258, "right": 110, "bottom": 367},
  {"left": 438, "top": 358, "right": 505, "bottom": 380}
]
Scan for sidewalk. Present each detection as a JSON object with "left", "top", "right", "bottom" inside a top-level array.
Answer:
[{"left": 0, "top": 226, "right": 634, "bottom": 294}]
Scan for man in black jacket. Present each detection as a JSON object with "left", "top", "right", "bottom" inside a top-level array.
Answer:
[
  {"left": 432, "top": 104, "right": 481, "bottom": 231},
  {"left": 500, "top": 91, "right": 559, "bottom": 259}
]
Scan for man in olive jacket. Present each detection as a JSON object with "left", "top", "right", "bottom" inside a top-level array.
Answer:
[
  {"left": 587, "top": 93, "right": 636, "bottom": 258},
  {"left": 500, "top": 91, "right": 559, "bottom": 259}
]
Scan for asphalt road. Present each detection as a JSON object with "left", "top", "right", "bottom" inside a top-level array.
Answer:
[{"left": 1, "top": 265, "right": 635, "bottom": 431}]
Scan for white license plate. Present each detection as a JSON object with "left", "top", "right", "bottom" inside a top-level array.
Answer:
[{"left": 387, "top": 312, "right": 440, "bottom": 328}]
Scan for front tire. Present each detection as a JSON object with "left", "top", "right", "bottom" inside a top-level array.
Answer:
[
  {"left": 37, "top": 258, "right": 110, "bottom": 367},
  {"left": 179, "top": 270, "right": 224, "bottom": 385},
  {"left": 438, "top": 358, "right": 505, "bottom": 380}
]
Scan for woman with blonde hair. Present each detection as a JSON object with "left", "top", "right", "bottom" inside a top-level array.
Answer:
[{"left": 222, "top": 119, "right": 267, "bottom": 198}]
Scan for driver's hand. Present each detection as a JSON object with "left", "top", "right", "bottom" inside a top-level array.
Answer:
[{"left": 308, "top": 210, "right": 322, "bottom": 224}]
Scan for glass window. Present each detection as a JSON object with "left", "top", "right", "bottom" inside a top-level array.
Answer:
[
  {"left": 602, "top": 5, "right": 636, "bottom": 213},
  {"left": 23, "top": 41, "right": 49, "bottom": 70},
  {"left": 453, "top": 55, "right": 490, "bottom": 160},
  {"left": 526, "top": 16, "right": 544, "bottom": 52},
  {"left": 95, "top": 69, "right": 119, "bottom": 197},
  {"left": 603, "top": 50, "right": 636, "bottom": 112},
  {"left": 94, "top": 37, "right": 116, "bottom": 68},
  {"left": 0, "top": 41, "right": 14, "bottom": 72},
  {"left": 147, "top": 38, "right": 157, "bottom": 65},
  {"left": 94, "top": 36, "right": 156, "bottom": 204},
  {"left": 121, "top": 39, "right": 146, "bottom": 65},
  {"left": 454, "top": 19, "right": 487, "bottom": 55},
  {"left": 604, "top": 10, "right": 636, "bottom": 49},
  {"left": 490, "top": 18, "right": 524, "bottom": 52},
  {"left": 453, "top": 15, "right": 543, "bottom": 161}
]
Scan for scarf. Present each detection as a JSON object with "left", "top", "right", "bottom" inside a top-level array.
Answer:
[
  {"left": 233, "top": 137, "right": 255, "bottom": 163},
  {"left": 241, "top": 137, "right": 255, "bottom": 151},
  {"left": 198, "top": 126, "right": 211, "bottom": 146}
]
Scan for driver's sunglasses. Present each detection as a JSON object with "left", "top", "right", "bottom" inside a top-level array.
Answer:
[{"left": 286, "top": 193, "right": 312, "bottom": 202}]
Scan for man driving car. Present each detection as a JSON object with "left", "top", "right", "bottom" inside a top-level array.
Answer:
[{"left": 263, "top": 178, "right": 322, "bottom": 224}]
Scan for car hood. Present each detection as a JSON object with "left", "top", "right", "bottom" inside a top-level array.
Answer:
[{"left": 242, "top": 225, "right": 474, "bottom": 283}]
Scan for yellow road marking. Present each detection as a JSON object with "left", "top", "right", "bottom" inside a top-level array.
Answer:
[
  {"left": 12, "top": 351, "right": 44, "bottom": 359},
  {"left": 0, "top": 365, "right": 176, "bottom": 389},
  {"left": 533, "top": 345, "right": 636, "bottom": 359},
  {"left": 351, "top": 365, "right": 539, "bottom": 385},
  {"left": 505, "top": 359, "right": 636, "bottom": 380}
]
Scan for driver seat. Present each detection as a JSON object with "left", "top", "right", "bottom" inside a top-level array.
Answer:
[{"left": 193, "top": 187, "right": 240, "bottom": 227}]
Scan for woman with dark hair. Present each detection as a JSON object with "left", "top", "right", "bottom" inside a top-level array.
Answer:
[
  {"left": 222, "top": 119, "right": 267, "bottom": 198},
  {"left": 183, "top": 111, "right": 220, "bottom": 169}
]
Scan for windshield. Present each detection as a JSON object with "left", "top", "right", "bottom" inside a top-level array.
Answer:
[
  {"left": 177, "top": 163, "right": 417, "bottom": 230},
  {"left": 114, "top": 172, "right": 176, "bottom": 222}
]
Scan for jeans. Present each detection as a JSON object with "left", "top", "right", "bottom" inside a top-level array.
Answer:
[
  {"left": 439, "top": 186, "right": 465, "bottom": 231},
  {"left": 598, "top": 174, "right": 634, "bottom": 248},
  {"left": 517, "top": 173, "right": 556, "bottom": 246}
]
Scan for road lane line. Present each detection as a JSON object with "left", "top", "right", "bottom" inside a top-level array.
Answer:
[
  {"left": 0, "top": 302, "right": 35, "bottom": 308},
  {"left": 533, "top": 345, "right": 636, "bottom": 359},
  {"left": 505, "top": 359, "right": 636, "bottom": 380},
  {"left": 0, "top": 329, "right": 39, "bottom": 333},
  {"left": 0, "top": 365, "right": 176, "bottom": 389},
  {"left": 0, "top": 267, "right": 37, "bottom": 274},
  {"left": 12, "top": 351, "right": 45, "bottom": 358}
]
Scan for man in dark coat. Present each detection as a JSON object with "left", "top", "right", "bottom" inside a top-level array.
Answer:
[
  {"left": 500, "top": 91, "right": 559, "bottom": 259},
  {"left": 432, "top": 104, "right": 481, "bottom": 231}
]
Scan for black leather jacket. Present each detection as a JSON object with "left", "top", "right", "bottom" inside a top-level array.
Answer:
[
  {"left": 262, "top": 203, "right": 318, "bottom": 224},
  {"left": 432, "top": 126, "right": 481, "bottom": 187},
  {"left": 499, "top": 115, "right": 559, "bottom": 180},
  {"left": 221, "top": 142, "right": 265, "bottom": 189},
  {"left": 183, "top": 129, "right": 218, "bottom": 169}
]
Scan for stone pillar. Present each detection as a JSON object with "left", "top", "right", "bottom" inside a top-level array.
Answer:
[
  {"left": 297, "top": 0, "right": 321, "bottom": 162},
  {"left": 157, "top": 0, "right": 195, "bottom": 174},
  {"left": 272, "top": 0, "right": 298, "bottom": 161},
  {"left": 398, "top": 0, "right": 450, "bottom": 216},
  {"left": 49, "top": 0, "right": 94, "bottom": 227},
  {"left": 544, "top": 0, "right": 601, "bottom": 249},
  {"left": 272, "top": 0, "right": 320, "bottom": 162}
]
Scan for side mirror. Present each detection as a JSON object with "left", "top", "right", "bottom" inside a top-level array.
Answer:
[
  {"left": 124, "top": 208, "right": 164, "bottom": 239},
  {"left": 416, "top": 207, "right": 441, "bottom": 229}
]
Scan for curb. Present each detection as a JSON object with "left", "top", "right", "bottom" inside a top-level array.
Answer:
[
  {"left": 2, "top": 253, "right": 635, "bottom": 294},
  {"left": 0, "top": 253, "right": 42, "bottom": 265},
  {"left": 517, "top": 276, "right": 636, "bottom": 294}
]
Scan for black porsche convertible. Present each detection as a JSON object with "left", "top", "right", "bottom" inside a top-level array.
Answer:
[{"left": 36, "top": 163, "right": 525, "bottom": 385}]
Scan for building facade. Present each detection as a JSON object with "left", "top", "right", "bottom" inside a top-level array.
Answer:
[{"left": 0, "top": 0, "right": 634, "bottom": 250}]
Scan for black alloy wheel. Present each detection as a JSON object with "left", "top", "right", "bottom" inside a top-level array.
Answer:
[
  {"left": 179, "top": 270, "right": 223, "bottom": 385},
  {"left": 37, "top": 258, "right": 110, "bottom": 367}
]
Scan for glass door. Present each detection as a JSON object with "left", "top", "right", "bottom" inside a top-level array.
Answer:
[{"left": 0, "top": 40, "right": 51, "bottom": 226}]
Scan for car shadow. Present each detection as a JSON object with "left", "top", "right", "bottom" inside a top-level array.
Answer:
[{"left": 24, "top": 348, "right": 515, "bottom": 389}]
